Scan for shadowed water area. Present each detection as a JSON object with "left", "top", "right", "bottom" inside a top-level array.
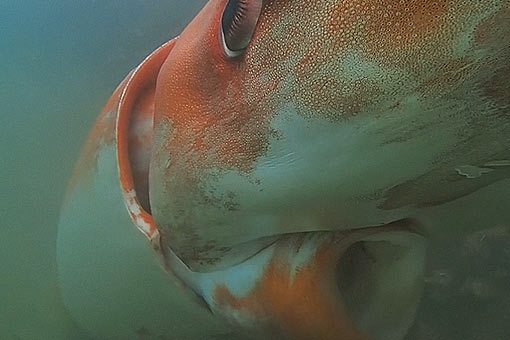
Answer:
[{"left": 1, "top": 0, "right": 509, "bottom": 339}]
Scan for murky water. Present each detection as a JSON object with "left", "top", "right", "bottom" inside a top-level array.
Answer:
[
  {"left": 1, "top": 1, "right": 205, "bottom": 338},
  {"left": 1, "top": 1, "right": 509, "bottom": 339}
]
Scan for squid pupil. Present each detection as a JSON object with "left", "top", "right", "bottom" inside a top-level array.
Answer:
[{"left": 222, "top": 0, "right": 248, "bottom": 49}]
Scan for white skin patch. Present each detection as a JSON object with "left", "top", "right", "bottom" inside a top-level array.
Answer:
[
  {"left": 221, "top": 29, "right": 243, "bottom": 58},
  {"left": 123, "top": 189, "right": 154, "bottom": 237},
  {"left": 163, "top": 241, "right": 276, "bottom": 309},
  {"left": 286, "top": 233, "right": 330, "bottom": 283},
  {"left": 455, "top": 165, "right": 494, "bottom": 179}
]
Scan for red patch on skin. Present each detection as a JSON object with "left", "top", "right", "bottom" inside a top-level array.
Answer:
[
  {"left": 484, "top": 64, "right": 510, "bottom": 106},
  {"left": 148, "top": 0, "right": 507, "bottom": 269},
  {"left": 243, "top": 0, "right": 504, "bottom": 122},
  {"left": 339, "top": 0, "right": 449, "bottom": 54},
  {"left": 474, "top": 3, "right": 510, "bottom": 106},
  {"left": 154, "top": 0, "right": 502, "bottom": 175},
  {"left": 474, "top": 2, "right": 510, "bottom": 47},
  {"left": 116, "top": 40, "right": 177, "bottom": 241},
  {"left": 151, "top": 0, "right": 276, "bottom": 193},
  {"left": 213, "top": 241, "right": 366, "bottom": 340}
]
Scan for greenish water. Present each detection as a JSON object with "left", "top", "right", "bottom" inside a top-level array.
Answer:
[
  {"left": 0, "top": 1, "right": 205, "bottom": 338},
  {"left": 1, "top": 1, "right": 509, "bottom": 339}
]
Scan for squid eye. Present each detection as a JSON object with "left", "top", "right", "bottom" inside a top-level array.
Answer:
[{"left": 221, "top": 0, "right": 263, "bottom": 58}]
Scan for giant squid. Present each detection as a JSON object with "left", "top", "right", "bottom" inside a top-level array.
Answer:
[{"left": 57, "top": 0, "right": 510, "bottom": 339}]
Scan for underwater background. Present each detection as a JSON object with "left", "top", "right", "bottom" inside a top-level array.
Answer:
[
  {"left": 1, "top": 1, "right": 206, "bottom": 338},
  {"left": 1, "top": 0, "right": 509, "bottom": 339}
]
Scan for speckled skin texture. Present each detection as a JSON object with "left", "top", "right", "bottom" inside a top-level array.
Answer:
[
  {"left": 149, "top": 0, "right": 509, "bottom": 270},
  {"left": 62, "top": 0, "right": 509, "bottom": 339}
]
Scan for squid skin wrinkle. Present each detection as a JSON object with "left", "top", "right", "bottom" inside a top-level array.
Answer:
[{"left": 57, "top": 1, "right": 510, "bottom": 340}]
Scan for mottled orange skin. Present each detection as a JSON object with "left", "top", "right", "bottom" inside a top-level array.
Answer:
[
  {"left": 149, "top": 0, "right": 509, "bottom": 269},
  {"left": 214, "top": 239, "right": 365, "bottom": 340},
  {"left": 209, "top": 223, "right": 422, "bottom": 340},
  {"left": 153, "top": 0, "right": 268, "bottom": 172},
  {"left": 65, "top": 1, "right": 509, "bottom": 338},
  {"left": 69, "top": 0, "right": 510, "bottom": 222}
]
